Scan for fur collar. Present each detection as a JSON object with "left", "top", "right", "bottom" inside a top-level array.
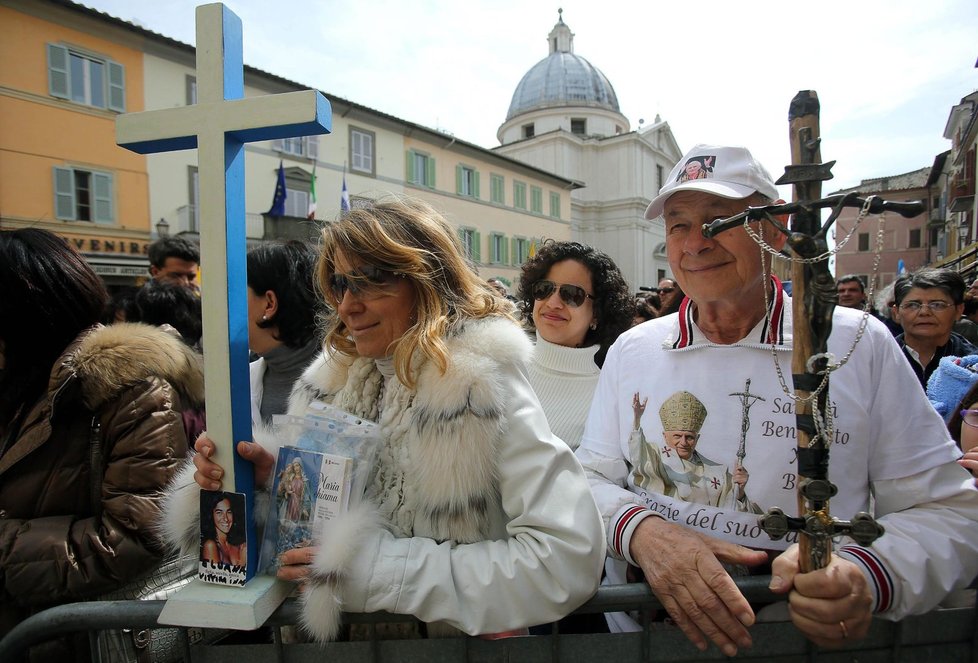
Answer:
[
  {"left": 65, "top": 323, "right": 205, "bottom": 410},
  {"left": 292, "top": 316, "right": 531, "bottom": 542},
  {"left": 291, "top": 316, "right": 531, "bottom": 417}
]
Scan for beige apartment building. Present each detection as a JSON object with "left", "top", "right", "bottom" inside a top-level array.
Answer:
[{"left": 2, "top": 0, "right": 578, "bottom": 296}]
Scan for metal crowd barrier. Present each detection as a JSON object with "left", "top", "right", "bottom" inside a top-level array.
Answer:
[{"left": 2, "top": 578, "right": 976, "bottom": 662}]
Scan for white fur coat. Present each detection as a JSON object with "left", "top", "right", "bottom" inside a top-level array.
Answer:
[{"left": 160, "top": 317, "right": 605, "bottom": 641}]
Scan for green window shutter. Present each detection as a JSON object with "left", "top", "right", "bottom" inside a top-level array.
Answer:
[
  {"left": 406, "top": 151, "right": 415, "bottom": 184},
  {"left": 47, "top": 44, "right": 69, "bottom": 99},
  {"left": 93, "top": 172, "right": 113, "bottom": 222},
  {"left": 503, "top": 236, "right": 510, "bottom": 265},
  {"left": 426, "top": 157, "right": 436, "bottom": 189},
  {"left": 510, "top": 238, "right": 518, "bottom": 266},
  {"left": 456, "top": 165, "right": 463, "bottom": 194},
  {"left": 491, "top": 175, "right": 503, "bottom": 203},
  {"left": 473, "top": 172, "right": 481, "bottom": 199},
  {"left": 54, "top": 166, "right": 75, "bottom": 219},
  {"left": 107, "top": 60, "right": 125, "bottom": 112},
  {"left": 473, "top": 230, "right": 481, "bottom": 262}
]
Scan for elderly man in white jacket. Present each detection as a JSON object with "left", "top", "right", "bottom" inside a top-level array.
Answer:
[{"left": 577, "top": 144, "right": 978, "bottom": 656}]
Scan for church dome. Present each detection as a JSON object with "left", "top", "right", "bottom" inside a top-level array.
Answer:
[{"left": 506, "top": 11, "right": 620, "bottom": 121}]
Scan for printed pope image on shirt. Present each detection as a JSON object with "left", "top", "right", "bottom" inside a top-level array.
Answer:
[{"left": 629, "top": 390, "right": 761, "bottom": 513}]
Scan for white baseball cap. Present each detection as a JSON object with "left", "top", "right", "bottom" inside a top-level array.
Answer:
[{"left": 645, "top": 144, "right": 779, "bottom": 220}]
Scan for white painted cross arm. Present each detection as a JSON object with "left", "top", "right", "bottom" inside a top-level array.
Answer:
[{"left": 116, "top": 91, "right": 330, "bottom": 154}]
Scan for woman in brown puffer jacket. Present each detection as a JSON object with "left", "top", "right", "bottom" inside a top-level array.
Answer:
[{"left": 0, "top": 229, "right": 204, "bottom": 661}]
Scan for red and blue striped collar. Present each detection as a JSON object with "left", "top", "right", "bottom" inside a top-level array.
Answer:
[{"left": 672, "top": 275, "right": 787, "bottom": 349}]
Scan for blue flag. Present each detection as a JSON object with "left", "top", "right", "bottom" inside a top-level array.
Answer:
[
  {"left": 341, "top": 173, "right": 351, "bottom": 212},
  {"left": 268, "top": 161, "right": 287, "bottom": 217}
]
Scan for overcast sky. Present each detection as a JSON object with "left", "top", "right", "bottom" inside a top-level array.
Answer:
[{"left": 81, "top": 0, "right": 977, "bottom": 193}]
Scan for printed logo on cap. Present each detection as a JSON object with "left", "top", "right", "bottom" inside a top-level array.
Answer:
[{"left": 676, "top": 156, "right": 716, "bottom": 184}]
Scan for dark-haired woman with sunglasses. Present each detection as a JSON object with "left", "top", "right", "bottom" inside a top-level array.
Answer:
[
  {"left": 163, "top": 197, "right": 604, "bottom": 642},
  {"left": 517, "top": 240, "right": 634, "bottom": 451}
]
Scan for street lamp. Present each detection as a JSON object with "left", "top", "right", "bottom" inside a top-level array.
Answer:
[{"left": 156, "top": 217, "right": 170, "bottom": 237}]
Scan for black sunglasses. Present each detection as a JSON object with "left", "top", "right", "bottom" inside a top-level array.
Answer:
[
  {"left": 531, "top": 280, "right": 594, "bottom": 308},
  {"left": 328, "top": 265, "right": 402, "bottom": 300}
]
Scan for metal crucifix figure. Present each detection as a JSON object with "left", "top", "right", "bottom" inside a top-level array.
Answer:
[
  {"left": 703, "top": 91, "right": 923, "bottom": 571},
  {"left": 729, "top": 378, "right": 764, "bottom": 467}
]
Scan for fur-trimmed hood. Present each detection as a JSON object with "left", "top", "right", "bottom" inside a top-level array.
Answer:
[{"left": 64, "top": 323, "right": 205, "bottom": 410}]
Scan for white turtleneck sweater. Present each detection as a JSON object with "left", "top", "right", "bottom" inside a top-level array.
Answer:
[{"left": 526, "top": 332, "right": 601, "bottom": 450}]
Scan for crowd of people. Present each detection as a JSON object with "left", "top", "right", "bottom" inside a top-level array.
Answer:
[{"left": 2, "top": 142, "right": 977, "bottom": 660}]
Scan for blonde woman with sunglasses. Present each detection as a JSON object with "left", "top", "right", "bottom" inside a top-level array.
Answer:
[
  {"left": 516, "top": 240, "right": 634, "bottom": 452},
  {"left": 163, "top": 197, "right": 604, "bottom": 642}
]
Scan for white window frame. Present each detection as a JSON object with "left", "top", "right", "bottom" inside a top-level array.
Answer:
[
  {"left": 407, "top": 150, "right": 435, "bottom": 188},
  {"left": 188, "top": 167, "right": 199, "bottom": 232},
  {"left": 285, "top": 187, "right": 310, "bottom": 218},
  {"left": 489, "top": 232, "right": 508, "bottom": 264},
  {"left": 53, "top": 166, "right": 114, "bottom": 223},
  {"left": 186, "top": 75, "right": 197, "bottom": 105},
  {"left": 47, "top": 43, "right": 125, "bottom": 112},
  {"left": 274, "top": 136, "right": 319, "bottom": 159},
  {"left": 512, "top": 237, "right": 531, "bottom": 265},
  {"left": 350, "top": 127, "right": 375, "bottom": 176},
  {"left": 458, "top": 227, "right": 480, "bottom": 262},
  {"left": 457, "top": 165, "right": 479, "bottom": 198}
]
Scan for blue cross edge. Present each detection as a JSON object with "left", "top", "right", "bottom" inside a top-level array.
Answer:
[{"left": 115, "top": 3, "right": 331, "bottom": 581}]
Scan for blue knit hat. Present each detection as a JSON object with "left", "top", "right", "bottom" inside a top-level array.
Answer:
[{"left": 926, "top": 355, "right": 978, "bottom": 422}]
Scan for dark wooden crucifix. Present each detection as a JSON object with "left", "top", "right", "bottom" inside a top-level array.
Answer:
[{"left": 703, "top": 91, "right": 926, "bottom": 571}]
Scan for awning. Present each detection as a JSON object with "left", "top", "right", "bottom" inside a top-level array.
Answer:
[{"left": 950, "top": 195, "right": 974, "bottom": 213}]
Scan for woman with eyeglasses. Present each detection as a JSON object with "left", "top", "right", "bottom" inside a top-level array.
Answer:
[
  {"left": 162, "top": 198, "right": 604, "bottom": 641},
  {"left": 516, "top": 240, "right": 634, "bottom": 451},
  {"left": 893, "top": 268, "right": 977, "bottom": 388}
]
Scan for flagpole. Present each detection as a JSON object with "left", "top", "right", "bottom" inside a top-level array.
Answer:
[
  {"left": 340, "top": 160, "right": 350, "bottom": 213},
  {"left": 307, "top": 159, "right": 317, "bottom": 220}
]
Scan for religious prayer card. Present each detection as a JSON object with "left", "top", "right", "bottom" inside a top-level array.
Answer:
[
  {"left": 259, "top": 446, "right": 353, "bottom": 575},
  {"left": 198, "top": 490, "right": 248, "bottom": 586}
]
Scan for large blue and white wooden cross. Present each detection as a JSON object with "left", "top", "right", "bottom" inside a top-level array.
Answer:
[{"left": 116, "top": 2, "right": 330, "bottom": 590}]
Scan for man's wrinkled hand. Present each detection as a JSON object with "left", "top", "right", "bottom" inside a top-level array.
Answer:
[{"left": 770, "top": 545, "right": 873, "bottom": 648}]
